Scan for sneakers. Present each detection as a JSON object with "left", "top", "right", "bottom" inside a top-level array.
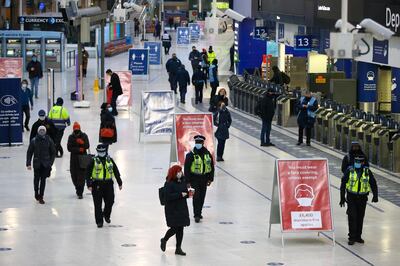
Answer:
[
  {"left": 160, "top": 238, "right": 167, "bottom": 252},
  {"left": 175, "top": 248, "right": 186, "bottom": 256}
]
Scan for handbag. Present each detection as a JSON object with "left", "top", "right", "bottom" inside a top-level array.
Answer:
[
  {"left": 100, "top": 128, "right": 115, "bottom": 138},
  {"left": 158, "top": 186, "right": 166, "bottom": 206}
]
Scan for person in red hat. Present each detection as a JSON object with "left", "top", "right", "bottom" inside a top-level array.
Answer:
[
  {"left": 160, "top": 165, "right": 190, "bottom": 256},
  {"left": 67, "top": 122, "right": 90, "bottom": 199}
]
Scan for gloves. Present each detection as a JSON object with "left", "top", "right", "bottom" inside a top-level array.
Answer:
[
  {"left": 76, "top": 138, "right": 84, "bottom": 145},
  {"left": 339, "top": 198, "right": 346, "bottom": 207},
  {"left": 372, "top": 196, "right": 378, "bottom": 203}
]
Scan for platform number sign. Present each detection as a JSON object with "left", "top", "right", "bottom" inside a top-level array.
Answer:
[
  {"left": 295, "top": 35, "right": 312, "bottom": 50},
  {"left": 254, "top": 27, "right": 267, "bottom": 40}
]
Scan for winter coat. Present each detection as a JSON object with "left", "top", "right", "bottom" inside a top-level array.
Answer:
[
  {"left": 30, "top": 118, "right": 56, "bottom": 142},
  {"left": 67, "top": 132, "right": 90, "bottom": 185},
  {"left": 189, "top": 50, "right": 201, "bottom": 68},
  {"left": 297, "top": 96, "right": 318, "bottom": 128},
  {"left": 109, "top": 73, "right": 123, "bottom": 97},
  {"left": 99, "top": 110, "right": 117, "bottom": 144},
  {"left": 164, "top": 178, "right": 190, "bottom": 228},
  {"left": 26, "top": 60, "right": 43, "bottom": 79},
  {"left": 176, "top": 67, "right": 190, "bottom": 88},
  {"left": 214, "top": 108, "right": 232, "bottom": 140},
  {"left": 162, "top": 34, "right": 172, "bottom": 48},
  {"left": 26, "top": 135, "right": 56, "bottom": 170},
  {"left": 82, "top": 50, "right": 89, "bottom": 69},
  {"left": 21, "top": 88, "right": 33, "bottom": 107},
  {"left": 166, "top": 58, "right": 182, "bottom": 74},
  {"left": 209, "top": 64, "right": 219, "bottom": 84},
  {"left": 192, "top": 69, "right": 206, "bottom": 86},
  {"left": 257, "top": 94, "right": 275, "bottom": 122},
  {"left": 209, "top": 94, "right": 229, "bottom": 113}
]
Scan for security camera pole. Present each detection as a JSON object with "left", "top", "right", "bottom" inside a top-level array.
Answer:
[{"left": 341, "top": 0, "right": 348, "bottom": 34}]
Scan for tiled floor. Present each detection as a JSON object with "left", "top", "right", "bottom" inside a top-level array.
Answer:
[{"left": 0, "top": 32, "right": 399, "bottom": 266}]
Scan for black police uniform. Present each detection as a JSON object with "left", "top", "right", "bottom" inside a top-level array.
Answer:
[{"left": 86, "top": 150, "right": 122, "bottom": 227}]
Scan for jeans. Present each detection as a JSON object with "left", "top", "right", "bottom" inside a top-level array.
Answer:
[
  {"left": 217, "top": 138, "right": 226, "bottom": 159},
  {"left": 260, "top": 119, "right": 272, "bottom": 144},
  {"left": 164, "top": 226, "right": 184, "bottom": 248},
  {"left": 30, "top": 77, "right": 40, "bottom": 98}
]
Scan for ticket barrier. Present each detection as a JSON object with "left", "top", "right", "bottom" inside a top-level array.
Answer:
[
  {"left": 377, "top": 121, "right": 399, "bottom": 170},
  {"left": 369, "top": 124, "right": 382, "bottom": 165},
  {"left": 337, "top": 115, "right": 351, "bottom": 152},
  {"left": 277, "top": 96, "right": 290, "bottom": 126},
  {"left": 227, "top": 75, "right": 240, "bottom": 106},
  {"left": 314, "top": 107, "right": 327, "bottom": 142},
  {"left": 348, "top": 111, "right": 366, "bottom": 151},
  {"left": 237, "top": 83, "right": 251, "bottom": 110},
  {"left": 323, "top": 110, "right": 336, "bottom": 145},
  {"left": 246, "top": 87, "right": 261, "bottom": 114},
  {"left": 333, "top": 112, "right": 345, "bottom": 149},
  {"left": 391, "top": 133, "right": 400, "bottom": 172}
]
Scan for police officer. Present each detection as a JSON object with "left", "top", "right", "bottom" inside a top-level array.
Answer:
[
  {"left": 86, "top": 144, "right": 123, "bottom": 228},
  {"left": 340, "top": 156, "right": 378, "bottom": 245},
  {"left": 48, "top": 97, "right": 71, "bottom": 157},
  {"left": 341, "top": 141, "right": 369, "bottom": 174},
  {"left": 184, "top": 135, "right": 214, "bottom": 223}
]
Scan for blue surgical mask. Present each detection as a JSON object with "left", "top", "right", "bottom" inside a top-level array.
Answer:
[
  {"left": 32, "top": 57, "right": 37, "bottom": 62},
  {"left": 108, "top": 107, "right": 113, "bottom": 113},
  {"left": 194, "top": 143, "right": 202, "bottom": 150},
  {"left": 354, "top": 162, "right": 362, "bottom": 169}
]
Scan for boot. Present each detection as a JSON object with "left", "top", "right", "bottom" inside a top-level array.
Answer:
[
  {"left": 160, "top": 238, "right": 166, "bottom": 252},
  {"left": 175, "top": 247, "right": 186, "bottom": 256}
]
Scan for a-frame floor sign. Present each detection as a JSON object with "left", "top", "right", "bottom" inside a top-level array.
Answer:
[{"left": 268, "top": 159, "right": 335, "bottom": 247}]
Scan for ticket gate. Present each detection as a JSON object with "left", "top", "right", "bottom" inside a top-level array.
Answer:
[
  {"left": 5, "top": 38, "right": 22, "bottom": 57},
  {"left": 236, "top": 83, "right": 251, "bottom": 110},
  {"left": 323, "top": 110, "right": 336, "bottom": 145},
  {"left": 369, "top": 124, "right": 382, "bottom": 164},
  {"left": 25, "top": 38, "right": 42, "bottom": 67},
  {"left": 337, "top": 115, "right": 351, "bottom": 152},
  {"left": 377, "top": 128, "right": 398, "bottom": 170},
  {"left": 333, "top": 112, "right": 345, "bottom": 149},
  {"left": 359, "top": 122, "right": 374, "bottom": 157},
  {"left": 391, "top": 133, "right": 400, "bottom": 172},
  {"left": 342, "top": 116, "right": 359, "bottom": 152},
  {"left": 348, "top": 115, "right": 365, "bottom": 151},
  {"left": 314, "top": 107, "right": 327, "bottom": 142},
  {"left": 277, "top": 96, "right": 290, "bottom": 126},
  {"left": 247, "top": 87, "right": 261, "bottom": 114}
]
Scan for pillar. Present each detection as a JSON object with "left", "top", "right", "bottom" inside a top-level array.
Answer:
[{"left": 377, "top": 67, "right": 392, "bottom": 113}]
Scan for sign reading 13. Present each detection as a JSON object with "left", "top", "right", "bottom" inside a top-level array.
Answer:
[{"left": 295, "top": 35, "right": 312, "bottom": 50}]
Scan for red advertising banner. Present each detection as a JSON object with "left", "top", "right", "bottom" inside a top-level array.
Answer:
[
  {"left": 0, "top": 58, "right": 23, "bottom": 78},
  {"left": 174, "top": 113, "right": 215, "bottom": 166},
  {"left": 277, "top": 159, "right": 333, "bottom": 232},
  {"left": 105, "top": 71, "right": 132, "bottom": 107}
]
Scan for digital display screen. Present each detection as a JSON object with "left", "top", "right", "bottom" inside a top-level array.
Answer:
[
  {"left": 26, "top": 51, "right": 34, "bottom": 56},
  {"left": 45, "top": 50, "right": 54, "bottom": 56},
  {"left": 26, "top": 39, "right": 40, "bottom": 44},
  {"left": 7, "top": 50, "right": 14, "bottom": 56},
  {"left": 4, "top": 0, "right": 11, "bottom": 7},
  {"left": 46, "top": 39, "right": 60, "bottom": 44},
  {"left": 7, "top": 39, "right": 21, "bottom": 44}
]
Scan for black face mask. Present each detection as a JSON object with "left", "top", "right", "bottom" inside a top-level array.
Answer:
[{"left": 74, "top": 130, "right": 81, "bottom": 135}]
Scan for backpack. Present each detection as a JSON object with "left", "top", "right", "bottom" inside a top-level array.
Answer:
[
  {"left": 282, "top": 72, "right": 291, "bottom": 85},
  {"left": 158, "top": 186, "right": 166, "bottom": 206}
]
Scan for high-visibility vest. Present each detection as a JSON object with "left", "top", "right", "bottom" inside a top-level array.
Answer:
[
  {"left": 208, "top": 51, "right": 216, "bottom": 64},
  {"left": 190, "top": 153, "right": 212, "bottom": 175},
  {"left": 91, "top": 156, "right": 114, "bottom": 181},
  {"left": 48, "top": 105, "right": 70, "bottom": 128},
  {"left": 346, "top": 168, "right": 371, "bottom": 194}
]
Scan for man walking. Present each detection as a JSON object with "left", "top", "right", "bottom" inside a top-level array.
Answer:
[
  {"left": 177, "top": 65, "right": 190, "bottom": 104},
  {"left": 48, "top": 97, "right": 71, "bottom": 157},
  {"left": 26, "top": 54, "right": 43, "bottom": 99},
  {"left": 256, "top": 89, "right": 275, "bottom": 146},
  {"left": 106, "top": 69, "right": 123, "bottom": 116},
  {"left": 26, "top": 126, "right": 56, "bottom": 204},
  {"left": 166, "top": 54, "right": 182, "bottom": 94},
  {"left": 188, "top": 46, "right": 201, "bottom": 72}
]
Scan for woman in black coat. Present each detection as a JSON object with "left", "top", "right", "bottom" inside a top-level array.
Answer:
[
  {"left": 160, "top": 165, "right": 190, "bottom": 256},
  {"left": 67, "top": 122, "right": 90, "bottom": 198},
  {"left": 209, "top": 88, "right": 229, "bottom": 113},
  {"left": 297, "top": 91, "right": 318, "bottom": 146},
  {"left": 99, "top": 103, "right": 117, "bottom": 145},
  {"left": 214, "top": 102, "right": 232, "bottom": 161}
]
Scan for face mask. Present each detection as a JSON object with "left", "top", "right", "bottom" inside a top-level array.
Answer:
[
  {"left": 39, "top": 116, "right": 45, "bottom": 121},
  {"left": 177, "top": 172, "right": 183, "bottom": 179},
  {"left": 195, "top": 143, "right": 203, "bottom": 150},
  {"left": 74, "top": 130, "right": 81, "bottom": 135},
  {"left": 32, "top": 57, "right": 37, "bottom": 62},
  {"left": 98, "top": 152, "right": 106, "bottom": 157},
  {"left": 108, "top": 107, "right": 113, "bottom": 113},
  {"left": 354, "top": 162, "right": 362, "bottom": 169}
]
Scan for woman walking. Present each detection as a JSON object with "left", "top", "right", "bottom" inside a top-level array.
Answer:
[
  {"left": 214, "top": 102, "right": 232, "bottom": 161},
  {"left": 160, "top": 165, "right": 190, "bottom": 256},
  {"left": 99, "top": 103, "right": 117, "bottom": 146}
]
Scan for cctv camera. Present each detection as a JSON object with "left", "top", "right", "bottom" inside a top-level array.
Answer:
[
  {"left": 359, "top": 18, "right": 394, "bottom": 41},
  {"left": 224, "top": 9, "right": 246, "bottom": 22},
  {"left": 335, "top": 19, "right": 356, "bottom": 32},
  {"left": 123, "top": 2, "right": 131, "bottom": 8}
]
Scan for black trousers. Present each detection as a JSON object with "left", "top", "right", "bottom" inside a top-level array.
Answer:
[
  {"left": 34, "top": 165, "right": 50, "bottom": 197},
  {"left": 70, "top": 164, "right": 85, "bottom": 197},
  {"left": 82, "top": 68, "right": 87, "bottom": 77},
  {"left": 194, "top": 84, "right": 203, "bottom": 103},
  {"left": 192, "top": 179, "right": 208, "bottom": 218},
  {"left": 210, "top": 82, "right": 218, "bottom": 100},
  {"left": 298, "top": 126, "right": 312, "bottom": 144},
  {"left": 54, "top": 128, "right": 65, "bottom": 156},
  {"left": 347, "top": 194, "right": 367, "bottom": 241},
  {"left": 22, "top": 105, "right": 30, "bottom": 128},
  {"left": 91, "top": 182, "right": 115, "bottom": 225},
  {"left": 111, "top": 94, "right": 119, "bottom": 116},
  {"left": 217, "top": 138, "right": 226, "bottom": 159},
  {"left": 164, "top": 226, "right": 184, "bottom": 248},
  {"left": 179, "top": 85, "right": 187, "bottom": 103},
  {"left": 164, "top": 46, "right": 170, "bottom": 55},
  {"left": 169, "top": 74, "right": 178, "bottom": 93}
]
